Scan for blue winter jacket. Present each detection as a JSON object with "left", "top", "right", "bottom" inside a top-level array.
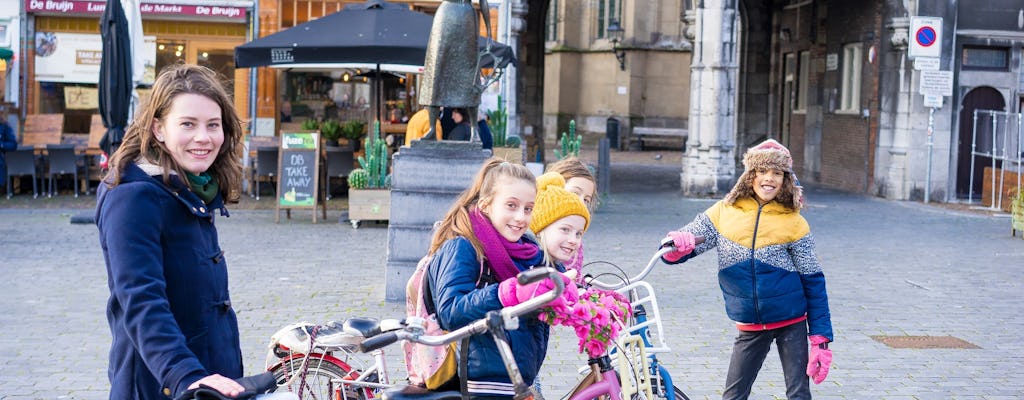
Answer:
[
  {"left": 667, "top": 198, "right": 833, "bottom": 341},
  {"left": 427, "top": 236, "right": 549, "bottom": 388},
  {"left": 96, "top": 163, "right": 242, "bottom": 400}
]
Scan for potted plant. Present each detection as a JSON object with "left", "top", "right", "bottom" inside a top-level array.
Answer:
[
  {"left": 487, "top": 96, "right": 524, "bottom": 163},
  {"left": 341, "top": 120, "right": 367, "bottom": 152},
  {"left": 300, "top": 118, "right": 320, "bottom": 132},
  {"left": 320, "top": 119, "right": 342, "bottom": 147},
  {"left": 346, "top": 122, "right": 390, "bottom": 228}
]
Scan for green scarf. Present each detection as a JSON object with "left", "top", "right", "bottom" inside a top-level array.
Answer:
[{"left": 185, "top": 172, "right": 220, "bottom": 204}]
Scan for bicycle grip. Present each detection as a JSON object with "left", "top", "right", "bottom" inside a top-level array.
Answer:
[
  {"left": 660, "top": 234, "right": 706, "bottom": 248},
  {"left": 358, "top": 332, "right": 398, "bottom": 353},
  {"left": 517, "top": 267, "right": 550, "bottom": 285}
]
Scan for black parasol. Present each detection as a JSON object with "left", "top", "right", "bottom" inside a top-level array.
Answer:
[
  {"left": 234, "top": 0, "right": 515, "bottom": 70},
  {"left": 98, "top": 0, "right": 132, "bottom": 156}
]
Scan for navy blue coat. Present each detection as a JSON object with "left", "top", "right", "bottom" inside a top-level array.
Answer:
[
  {"left": 427, "top": 237, "right": 549, "bottom": 387},
  {"left": 0, "top": 121, "right": 17, "bottom": 188},
  {"left": 96, "top": 163, "right": 242, "bottom": 400}
]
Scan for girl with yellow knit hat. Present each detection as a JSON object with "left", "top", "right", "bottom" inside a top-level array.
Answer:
[
  {"left": 530, "top": 172, "right": 592, "bottom": 271},
  {"left": 659, "top": 139, "right": 833, "bottom": 400}
]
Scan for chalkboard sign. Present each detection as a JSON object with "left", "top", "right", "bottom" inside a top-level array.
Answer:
[{"left": 276, "top": 132, "right": 323, "bottom": 223}]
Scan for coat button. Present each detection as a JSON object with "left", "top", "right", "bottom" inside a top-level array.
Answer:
[
  {"left": 199, "top": 206, "right": 206, "bottom": 213},
  {"left": 191, "top": 207, "right": 198, "bottom": 212},
  {"left": 163, "top": 388, "right": 171, "bottom": 396}
]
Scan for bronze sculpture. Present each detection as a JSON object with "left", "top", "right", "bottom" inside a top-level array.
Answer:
[{"left": 419, "top": 0, "right": 493, "bottom": 143}]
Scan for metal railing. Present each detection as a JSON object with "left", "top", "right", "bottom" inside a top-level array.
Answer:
[{"left": 969, "top": 109, "right": 1023, "bottom": 210}]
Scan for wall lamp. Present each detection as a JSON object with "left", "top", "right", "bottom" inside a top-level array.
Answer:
[{"left": 607, "top": 19, "right": 626, "bottom": 71}]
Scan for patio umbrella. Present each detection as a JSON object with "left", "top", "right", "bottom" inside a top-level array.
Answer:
[
  {"left": 98, "top": 0, "right": 132, "bottom": 156},
  {"left": 234, "top": 0, "right": 515, "bottom": 70}
]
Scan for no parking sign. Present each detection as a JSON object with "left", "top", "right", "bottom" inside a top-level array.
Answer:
[{"left": 909, "top": 16, "right": 942, "bottom": 59}]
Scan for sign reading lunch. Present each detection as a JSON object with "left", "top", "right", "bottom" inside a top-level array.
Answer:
[{"left": 24, "top": 0, "right": 246, "bottom": 20}]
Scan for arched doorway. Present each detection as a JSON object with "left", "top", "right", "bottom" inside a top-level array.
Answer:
[{"left": 956, "top": 86, "right": 1005, "bottom": 198}]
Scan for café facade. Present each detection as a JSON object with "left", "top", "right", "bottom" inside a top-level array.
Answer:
[{"left": 20, "top": 0, "right": 254, "bottom": 135}]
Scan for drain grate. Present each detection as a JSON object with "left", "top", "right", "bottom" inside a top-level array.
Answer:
[{"left": 871, "top": 335, "right": 980, "bottom": 349}]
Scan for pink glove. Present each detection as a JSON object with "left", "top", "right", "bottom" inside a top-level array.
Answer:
[
  {"left": 806, "top": 335, "right": 832, "bottom": 384},
  {"left": 498, "top": 271, "right": 578, "bottom": 308},
  {"left": 661, "top": 231, "right": 696, "bottom": 262}
]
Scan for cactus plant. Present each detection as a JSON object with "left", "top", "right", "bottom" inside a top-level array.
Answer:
[
  {"left": 505, "top": 135, "right": 521, "bottom": 148},
  {"left": 554, "top": 120, "right": 582, "bottom": 160},
  {"left": 348, "top": 168, "right": 369, "bottom": 189},
  {"left": 487, "top": 96, "right": 519, "bottom": 148},
  {"left": 356, "top": 121, "right": 391, "bottom": 189}
]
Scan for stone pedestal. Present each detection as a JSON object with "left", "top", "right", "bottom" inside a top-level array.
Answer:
[{"left": 384, "top": 140, "right": 492, "bottom": 301}]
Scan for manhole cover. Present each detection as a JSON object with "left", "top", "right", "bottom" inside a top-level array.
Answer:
[{"left": 871, "top": 335, "right": 980, "bottom": 349}]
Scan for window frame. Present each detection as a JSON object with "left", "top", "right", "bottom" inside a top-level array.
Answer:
[
  {"left": 795, "top": 51, "right": 810, "bottom": 113},
  {"left": 545, "top": 0, "right": 559, "bottom": 43},
  {"left": 961, "top": 46, "right": 1010, "bottom": 71},
  {"left": 595, "top": 0, "right": 619, "bottom": 40},
  {"left": 839, "top": 43, "right": 862, "bottom": 113}
]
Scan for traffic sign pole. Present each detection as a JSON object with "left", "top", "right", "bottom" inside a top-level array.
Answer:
[{"left": 925, "top": 107, "right": 934, "bottom": 203}]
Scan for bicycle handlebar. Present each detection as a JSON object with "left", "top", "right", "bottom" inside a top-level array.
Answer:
[
  {"left": 585, "top": 236, "right": 705, "bottom": 290},
  {"left": 357, "top": 267, "right": 564, "bottom": 353}
]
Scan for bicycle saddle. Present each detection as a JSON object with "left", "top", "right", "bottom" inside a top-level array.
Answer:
[
  {"left": 381, "top": 385, "right": 464, "bottom": 400},
  {"left": 342, "top": 317, "right": 382, "bottom": 338}
]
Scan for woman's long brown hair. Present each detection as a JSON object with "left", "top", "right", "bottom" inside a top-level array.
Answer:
[{"left": 104, "top": 64, "right": 244, "bottom": 202}]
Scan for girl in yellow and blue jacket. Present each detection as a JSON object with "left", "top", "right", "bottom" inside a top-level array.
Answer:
[{"left": 661, "top": 139, "right": 833, "bottom": 400}]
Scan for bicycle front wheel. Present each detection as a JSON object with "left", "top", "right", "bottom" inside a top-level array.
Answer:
[
  {"left": 668, "top": 385, "right": 690, "bottom": 400},
  {"left": 271, "top": 356, "right": 367, "bottom": 400}
]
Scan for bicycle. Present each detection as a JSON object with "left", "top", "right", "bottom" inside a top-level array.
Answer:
[
  {"left": 360, "top": 257, "right": 678, "bottom": 400},
  {"left": 578, "top": 241, "right": 702, "bottom": 400},
  {"left": 264, "top": 317, "right": 403, "bottom": 400}
]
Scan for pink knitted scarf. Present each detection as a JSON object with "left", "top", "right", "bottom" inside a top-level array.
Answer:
[{"left": 469, "top": 207, "right": 539, "bottom": 281}]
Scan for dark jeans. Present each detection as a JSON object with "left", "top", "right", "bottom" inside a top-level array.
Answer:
[{"left": 723, "top": 322, "right": 811, "bottom": 400}]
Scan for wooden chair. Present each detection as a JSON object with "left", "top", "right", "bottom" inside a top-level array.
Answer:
[
  {"left": 22, "top": 114, "right": 64, "bottom": 148},
  {"left": 88, "top": 114, "right": 105, "bottom": 154}
]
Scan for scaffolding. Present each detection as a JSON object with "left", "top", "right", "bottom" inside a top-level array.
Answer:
[{"left": 969, "top": 109, "right": 1023, "bottom": 210}]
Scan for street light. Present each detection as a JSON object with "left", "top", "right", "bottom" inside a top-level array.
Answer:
[{"left": 607, "top": 18, "right": 626, "bottom": 71}]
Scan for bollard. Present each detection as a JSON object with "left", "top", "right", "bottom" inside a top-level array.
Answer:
[{"left": 598, "top": 138, "right": 611, "bottom": 197}]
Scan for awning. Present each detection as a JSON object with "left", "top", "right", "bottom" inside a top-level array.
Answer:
[{"left": 0, "top": 48, "right": 13, "bottom": 61}]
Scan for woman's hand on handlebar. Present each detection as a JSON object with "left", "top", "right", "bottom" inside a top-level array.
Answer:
[{"left": 187, "top": 374, "right": 245, "bottom": 398}]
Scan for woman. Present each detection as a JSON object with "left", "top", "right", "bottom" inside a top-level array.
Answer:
[
  {"left": 96, "top": 64, "right": 246, "bottom": 400},
  {"left": 448, "top": 108, "right": 472, "bottom": 141}
]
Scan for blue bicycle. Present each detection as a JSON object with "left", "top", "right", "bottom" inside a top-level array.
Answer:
[{"left": 582, "top": 246, "right": 692, "bottom": 400}]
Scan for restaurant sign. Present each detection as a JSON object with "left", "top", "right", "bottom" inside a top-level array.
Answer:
[
  {"left": 35, "top": 32, "right": 156, "bottom": 84},
  {"left": 25, "top": 0, "right": 247, "bottom": 20}
]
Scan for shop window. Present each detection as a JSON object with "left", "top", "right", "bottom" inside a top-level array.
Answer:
[
  {"left": 840, "top": 43, "right": 862, "bottom": 113},
  {"left": 545, "top": 0, "right": 559, "bottom": 42},
  {"left": 797, "top": 51, "right": 810, "bottom": 111},
  {"left": 595, "top": 0, "right": 619, "bottom": 39},
  {"left": 198, "top": 48, "right": 236, "bottom": 99},
  {"left": 156, "top": 41, "right": 187, "bottom": 71},
  {"left": 962, "top": 46, "right": 1008, "bottom": 70},
  {"left": 36, "top": 82, "right": 96, "bottom": 134}
]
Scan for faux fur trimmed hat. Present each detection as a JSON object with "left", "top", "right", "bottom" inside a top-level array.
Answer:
[
  {"left": 724, "top": 139, "right": 803, "bottom": 209},
  {"left": 530, "top": 172, "right": 591, "bottom": 233}
]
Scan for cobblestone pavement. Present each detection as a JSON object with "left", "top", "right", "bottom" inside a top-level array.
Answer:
[{"left": 2, "top": 156, "right": 1023, "bottom": 400}]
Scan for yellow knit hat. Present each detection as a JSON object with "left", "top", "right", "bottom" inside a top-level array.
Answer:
[{"left": 530, "top": 172, "right": 591, "bottom": 233}]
